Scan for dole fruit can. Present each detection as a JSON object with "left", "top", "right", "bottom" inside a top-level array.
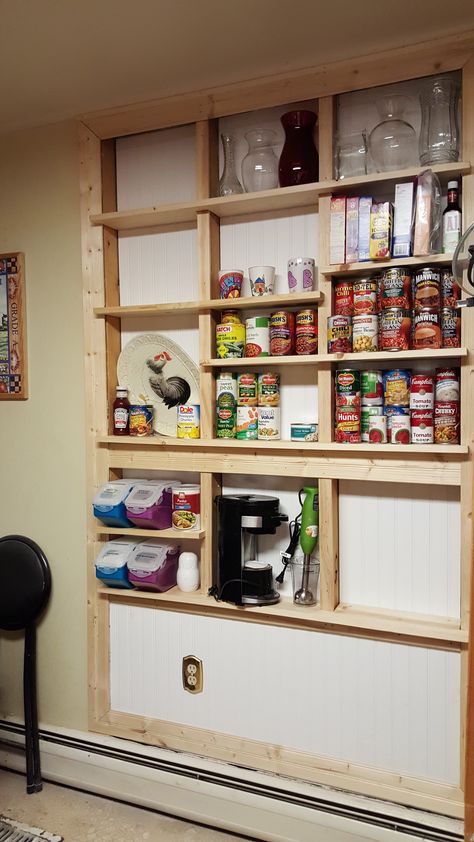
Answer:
[
  {"left": 410, "top": 410, "right": 434, "bottom": 443},
  {"left": 177, "top": 404, "right": 200, "bottom": 439},
  {"left": 236, "top": 406, "right": 258, "bottom": 440},
  {"left": 257, "top": 406, "right": 281, "bottom": 440},
  {"left": 245, "top": 316, "right": 270, "bottom": 357},
  {"left": 409, "top": 374, "right": 434, "bottom": 410}
]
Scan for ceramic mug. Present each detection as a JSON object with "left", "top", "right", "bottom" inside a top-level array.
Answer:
[
  {"left": 219, "top": 269, "right": 244, "bottom": 299},
  {"left": 287, "top": 258, "right": 316, "bottom": 293},
  {"left": 248, "top": 266, "right": 275, "bottom": 296}
]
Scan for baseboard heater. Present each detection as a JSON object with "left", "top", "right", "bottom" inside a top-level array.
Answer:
[{"left": 0, "top": 719, "right": 462, "bottom": 842}]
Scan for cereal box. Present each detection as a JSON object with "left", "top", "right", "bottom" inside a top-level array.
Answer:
[{"left": 369, "top": 201, "right": 393, "bottom": 260}]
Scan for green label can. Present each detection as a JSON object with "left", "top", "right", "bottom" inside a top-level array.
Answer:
[
  {"left": 236, "top": 406, "right": 258, "bottom": 439},
  {"left": 216, "top": 406, "right": 236, "bottom": 438},
  {"left": 237, "top": 373, "right": 258, "bottom": 406},
  {"left": 216, "top": 372, "right": 237, "bottom": 407}
]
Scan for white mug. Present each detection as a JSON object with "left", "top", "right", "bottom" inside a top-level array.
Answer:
[
  {"left": 287, "top": 258, "right": 316, "bottom": 293},
  {"left": 248, "top": 266, "right": 275, "bottom": 296}
]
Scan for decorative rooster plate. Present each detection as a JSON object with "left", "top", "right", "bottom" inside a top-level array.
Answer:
[{"left": 117, "top": 333, "right": 200, "bottom": 437}]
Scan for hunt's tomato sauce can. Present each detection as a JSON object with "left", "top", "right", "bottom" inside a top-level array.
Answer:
[
  {"left": 335, "top": 408, "right": 361, "bottom": 442},
  {"left": 334, "top": 280, "right": 354, "bottom": 316}
]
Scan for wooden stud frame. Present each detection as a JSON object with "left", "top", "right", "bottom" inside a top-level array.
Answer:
[{"left": 79, "top": 31, "right": 474, "bottom": 824}]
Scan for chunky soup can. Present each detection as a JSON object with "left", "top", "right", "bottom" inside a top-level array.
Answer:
[{"left": 327, "top": 315, "right": 352, "bottom": 353}]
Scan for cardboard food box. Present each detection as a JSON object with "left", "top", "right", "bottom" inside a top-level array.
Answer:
[
  {"left": 392, "top": 182, "right": 414, "bottom": 258},
  {"left": 370, "top": 202, "right": 393, "bottom": 260},
  {"left": 345, "top": 197, "right": 359, "bottom": 263},
  {"left": 330, "top": 197, "right": 346, "bottom": 264},
  {"left": 358, "top": 196, "right": 372, "bottom": 261}
]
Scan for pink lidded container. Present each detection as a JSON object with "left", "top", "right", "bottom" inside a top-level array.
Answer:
[
  {"left": 125, "top": 480, "right": 179, "bottom": 530},
  {"left": 126, "top": 540, "right": 180, "bottom": 591}
]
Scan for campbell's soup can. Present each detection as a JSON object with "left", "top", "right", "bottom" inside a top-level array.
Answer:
[
  {"left": 384, "top": 406, "right": 410, "bottom": 442},
  {"left": 380, "top": 308, "right": 411, "bottom": 351},
  {"left": 245, "top": 316, "right": 270, "bottom": 357},
  {"left": 237, "top": 373, "right": 258, "bottom": 406},
  {"left": 353, "top": 278, "right": 378, "bottom": 315},
  {"left": 334, "top": 280, "right": 353, "bottom": 316},
  {"left": 335, "top": 369, "right": 361, "bottom": 409},
  {"left": 413, "top": 308, "right": 442, "bottom": 349},
  {"left": 410, "top": 374, "right": 434, "bottom": 410},
  {"left": 335, "top": 408, "right": 361, "bottom": 443},
  {"left": 410, "top": 409, "right": 434, "bottom": 444},
  {"left": 361, "top": 405, "right": 384, "bottom": 441},
  {"left": 295, "top": 309, "right": 318, "bottom": 355},
  {"left": 413, "top": 267, "right": 441, "bottom": 309},
  {"left": 258, "top": 372, "right": 280, "bottom": 406},
  {"left": 368, "top": 414, "right": 387, "bottom": 443},
  {"left": 441, "top": 307, "right": 461, "bottom": 348},
  {"left": 380, "top": 267, "right": 412, "bottom": 309},
  {"left": 434, "top": 401, "right": 460, "bottom": 444},
  {"left": 270, "top": 310, "right": 295, "bottom": 356},
  {"left": 257, "top": 406, "right": 281, "bottom": 440},
  {"left": 327, "top": 315, "right": 352, "bottom": 353},
  {"left": 236, "top": 406, "right": 258, "bottom": 440},
  {"left": 441, "top": 270, "right": 461, "bottom": 308},
  {"left": 352, "top": 314, "right": 378, "bottom": 352},
  {"left": 435, "top": 368, "right": 460, "bottom": 403},
  {"left": 361, "top": 370, "right": 383, "bottom": 406},
  {"left": 390, "top": 414, "right": 411, "bottom": 445}
]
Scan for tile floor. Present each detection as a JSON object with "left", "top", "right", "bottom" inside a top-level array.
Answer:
[{"left": 0, "top": 769, "right": 253, "bottom": 841}]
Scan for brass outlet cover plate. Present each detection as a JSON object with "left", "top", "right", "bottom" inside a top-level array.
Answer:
[{"left": 182, "top": 655, "right": 203, "bottom": 694}]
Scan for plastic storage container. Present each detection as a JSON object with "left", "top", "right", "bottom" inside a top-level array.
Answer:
[
  {"left": 94, "top": 539, "right": 137, "bottom": 588},
  {"left": 127, "top": 540, "right": 180, "bottom": 592},
  {"left": 93, "top": 480, "right": 138, "bottom": 528},
  {"left": 125, "top": 480, "right": 177, "bottom": 530}
]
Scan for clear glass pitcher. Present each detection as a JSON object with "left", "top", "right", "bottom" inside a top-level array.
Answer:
[
  {"left": 368, "top": 95, "right": 417, "bottom": 172},
  {"left": 419, "top": 76, "right": 460, "bottom": 166},
  {"left": 241, "top": 129, "right": 279, "bottom": 193}
]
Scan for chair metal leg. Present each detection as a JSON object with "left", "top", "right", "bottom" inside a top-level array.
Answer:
[{"left": 24, "top": 624, "right": 41, "bottom": 793}]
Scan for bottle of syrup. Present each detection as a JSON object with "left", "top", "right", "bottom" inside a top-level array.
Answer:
[
  {"left": 113, "top": 386, "right": 130, "bottom": 435},
  {"left": 443, "top": 180, "right": 462, "bottom": 254}
]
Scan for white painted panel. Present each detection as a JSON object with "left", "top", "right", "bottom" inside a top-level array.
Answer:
[
  {"left": 116, "top": 124, "right": 197, "bottom": 209},
  {"left": 118, "top": 225, "right": 198, "bottom": 306},
  {"left": 339, "top": 481, "right": 460, "bottom": 618},
  {"left": 110, "top": 605, "right": 461, "bottom": 785}
]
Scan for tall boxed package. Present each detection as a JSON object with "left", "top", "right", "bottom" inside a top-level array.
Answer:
[
  {"left": 330, "top": 197, "right": 346, "bottom": 264},
  {"left": 345, "top": 197, "right": 359, "bottom": 263},
  {"left": 358, "top": 197, "right": 372, "bottom": 261},
  {"left": 392, "top": 182, "right": 414, "bottom": 258}
]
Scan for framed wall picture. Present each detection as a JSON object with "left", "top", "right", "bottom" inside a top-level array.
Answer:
[{"left": 0, "top": 252, "right": 27, "bottom": 399}]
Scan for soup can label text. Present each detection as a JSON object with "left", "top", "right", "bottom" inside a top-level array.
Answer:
[
  {"left": 435, "top": 368, "right": 460, "bottom": 402},
  {"left": 434, "top": 401, "right": 460, "bottom": 444},
  {"left": 410, "top": 374, "right": 434, "bottom": 410},
  {"left": 411, "top": 410, "right": 434, "bottom": 444},
  {"left": 383, "top": 369, "right": 410, "bottom": 406}
]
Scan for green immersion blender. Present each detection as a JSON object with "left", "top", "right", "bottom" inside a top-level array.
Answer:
[{"left": 294, "top": 486, "right": 319, "bottom": 605}]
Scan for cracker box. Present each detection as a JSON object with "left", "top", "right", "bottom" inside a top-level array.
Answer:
[
  {"left": 345, "top": 197, "right": 359, "bottom": 263},
  {"left": 392, "top": 182, "right": 414, "bottom": 258},
  {"left": 330, "top": 197, "right": 346, "bottom": 264},
  {"left": 369, "top": 201, "right": 393, "bottom": 260},
  {"left": 358, "top": 196, "right": 372, "bottom": 261}
]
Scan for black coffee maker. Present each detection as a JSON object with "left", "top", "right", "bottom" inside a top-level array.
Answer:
[{"left": 214, "top": 494, "right": 288, "bottom": 606}]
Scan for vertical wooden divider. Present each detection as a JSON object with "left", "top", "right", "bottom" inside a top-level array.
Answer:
[
  {"left": 318, "top": 97, "right": 339, "bottom": 611},
  {"left": 196, "top": 120, "right": 221, "bottom": 593},
  {"left": 101, "top": 139, "right": 121, "bottom": 434},
  {"left": 79, "top": 123, "right": 111, "bottom": 726},
  {"left": 461, "top": 58, "right": 474, "bottom": 836}
]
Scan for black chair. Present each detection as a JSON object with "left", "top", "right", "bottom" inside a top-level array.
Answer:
[{"left": 0, "top": 535, "right": 51, "bottom": 793}]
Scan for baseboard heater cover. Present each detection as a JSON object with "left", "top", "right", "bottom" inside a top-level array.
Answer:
[{"left": 0, "top": 719, "right": 463, "bottom": 842}]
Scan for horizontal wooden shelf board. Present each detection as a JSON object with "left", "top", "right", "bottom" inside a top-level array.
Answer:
[
  {"left": 97, "top": 587, "right": 465, "bottom": 647},
  {"left": 96, "top": 526, "right": 204, "bottom": 540},
  {"left": 321, "top": 252, "right": 454, "bottom": 276},
  {"left": 203, "top": 347, "right": 468, "bottom": 367},
  {"left": 90, "top": 163, "right": 470, "bottom": 233},
  {"left": 93, "top": 291, "right": 324, "bottom": 318},
  {"left": 97, "top": 435, "right": 468, "bottom": 456}
]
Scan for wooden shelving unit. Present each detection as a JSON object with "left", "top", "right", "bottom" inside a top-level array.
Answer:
[
  {"left": 79, "top": 33, "right": 474, "bottom": 819},
  {"left": 95, "top": 525, "right": 205, "bottom": 540}
]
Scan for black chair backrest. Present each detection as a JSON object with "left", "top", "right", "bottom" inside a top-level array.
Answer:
[{"left": 0, "top": 535, "right": 51, "bottom": 631}]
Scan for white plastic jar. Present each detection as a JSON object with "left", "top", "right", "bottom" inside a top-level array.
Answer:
[{"left": 177, "top": 552, "right": 200, "bottom": 592}]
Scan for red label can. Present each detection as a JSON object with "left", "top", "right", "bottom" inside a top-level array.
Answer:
[
  {"left": 353, "top": 278, "right": 378, "bottom": 315},
  {"left": 410, "top": 374, "right": 434, "bottom": 410},
  {"left": 410, "top": 410, "right": 434, "bottom": 444},
  {"left": 434, "top": 401, "right": 460, "bottom": 444},
  {"left": 327, "top": 316, "right": 352, "bottom": 353},
  {"left": 335, "top": 408, "right": 361, "bottom": 443},
  {"left": 295, "top": 309, "right": 318, "bottom": 355},
  {"left": 380, "top": 308, "right": 411, "bottom": 351},
  {"left": 270, "top": 310, "right": 295, "bottom": 356},
  {"left": 334, "top": 281, "right": 354, "bottom": 316},
  {"left": 413, "top": 308, "right": 442, "bottom": 349}
]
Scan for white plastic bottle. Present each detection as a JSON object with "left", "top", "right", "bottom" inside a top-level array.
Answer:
[{"left": 177, "top": 552, "right": 200, "bottom": 592}]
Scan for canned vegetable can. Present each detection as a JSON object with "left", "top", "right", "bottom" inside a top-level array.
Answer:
[
  {"left": 352, "top": 314, "right": 378, "bottom": 352},
  {"left": 245, "top": 316, "right": 270, "bottom": 357},
  {"left": 216, "top": 406, "right": 236, "bottom": 438},
  {"left": 236, "top": 406, "right": 258, "bottom": 439},
  {"left": 258, "top": 372, "right": 280, "bottom": 406},
  {"left": 237, "top": 373, "right": 258, "bottom": 406},
  {"left": 257, "top": 406, "right": 281, "bottom": 440}
]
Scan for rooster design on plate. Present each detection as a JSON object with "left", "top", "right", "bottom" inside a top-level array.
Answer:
[{"left": 146, "top": 351, "right": 191, "bottom": 408}]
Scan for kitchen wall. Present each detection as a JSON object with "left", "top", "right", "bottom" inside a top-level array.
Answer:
[{"left": 0, "top": 120, "right": 88, "bottom": 730}]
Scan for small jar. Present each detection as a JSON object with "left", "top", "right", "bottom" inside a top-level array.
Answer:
[{"left": 177, "top": 552, "right": 200, "bottom": 592}]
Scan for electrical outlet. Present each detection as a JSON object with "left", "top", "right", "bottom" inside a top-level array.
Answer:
[{"left": 182, "top": 655, "right": 203, "bottom": 694}]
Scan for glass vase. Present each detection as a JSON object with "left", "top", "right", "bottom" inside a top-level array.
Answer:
[
  {"left": 218, "top": 133, "right": 243, "bottom": 196},
  {"left": 241, "top": 129, "right": 279, "bottom": 193},
  {"left": 279, "top": 110, "right": 318, "bottom": 187},
  {"left": 368, "top": 95, "right": 418, "bottom": 173},
  {"left": 419, "top": 76, "right": 460, "bottom": 166},
  {"left": 334, "top": 130, "right": 368, "bottom": 180}
]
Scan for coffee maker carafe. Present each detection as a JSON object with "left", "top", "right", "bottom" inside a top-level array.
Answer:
[{"left": 214, "top": 494, "right": 288, "bottom": 606}]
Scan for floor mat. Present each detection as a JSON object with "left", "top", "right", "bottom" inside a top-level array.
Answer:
[{"left": 0, "top": 818, "right": 62, "bottom": 841}]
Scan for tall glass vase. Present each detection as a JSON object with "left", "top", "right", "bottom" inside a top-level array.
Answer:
[
  {"left": 219, "top": 133, "right": 243, "bottom": 196},
  {"left": 279, "top": 110, "right": 319, "bottom": 187},
  {"left": 241, "top": 129, "right": 279, "bottom": 192},
  {"left": 368, "top": 95, "right": 417, "bottom": 173},
  {"left": 419, "top": 76, "right": 460, "bottom": 166}
]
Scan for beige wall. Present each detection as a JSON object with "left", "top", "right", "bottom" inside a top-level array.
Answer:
[{"left": 0, "top": 120, "right": 88, "bottom": 730}]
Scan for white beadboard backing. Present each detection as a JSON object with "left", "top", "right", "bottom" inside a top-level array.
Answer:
[
  {"left": 118, "top": 225, "right": 198, "bottom": 306},
  {"left": 221, "top": 475, "right": 320, "bottom": 600},
  {"left": 116, "top": 124, "right": 197, "bottom": 209},
  {"left": 110, "top": 604, "right": 460, "bottom": 785},
  {"left": 339, "top": 482, "right": 460, "bottom": 619}
]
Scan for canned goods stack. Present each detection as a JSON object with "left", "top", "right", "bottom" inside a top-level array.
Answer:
[
  {"left": 215, "top": 371, "right": 281, "bottom": 440},
  {"left": 328, "top": 267, "right": 461, "bottom": 354},
  {"left": 334, "top": 367, "right": 461, "bottom": 445}
]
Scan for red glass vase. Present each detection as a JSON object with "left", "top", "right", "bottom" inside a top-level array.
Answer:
[{"left": 278, "top": 110, "right": 319, "bottom": 187}]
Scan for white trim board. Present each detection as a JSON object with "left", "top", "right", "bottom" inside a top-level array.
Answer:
[{"left": 0, "top": 720, "right": 463, "bottom": 842}]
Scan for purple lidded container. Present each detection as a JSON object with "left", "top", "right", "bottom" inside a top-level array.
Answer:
[
  {"left": 127, "top": 541, "right": 180, "bottom": 592},
  {"left": 125, "top": 480, "right": 178, "bottom": 530}
]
